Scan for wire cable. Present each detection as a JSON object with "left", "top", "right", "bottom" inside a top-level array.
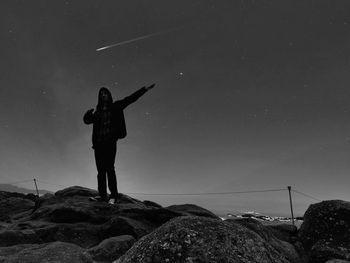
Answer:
[
  {"left": 1, "top": 177, "right": 323, "bottom": 204},
  {"left": 0, "top": 178, "right": 34, "bottom": 185},
  {"left": 8, "top": 179, "right": 34, "bottom": 185},
  {"left": 36, "top": 180, "right": 68, "bottom": 188},
  {"left": 126, "top": 188, "right": 287, "bottom": 196},
  {"left": 291, "top": 189, "right": 322, "bottom": 202}
]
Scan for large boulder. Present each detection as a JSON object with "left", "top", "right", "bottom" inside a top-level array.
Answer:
[
  {"left": 116, "top": 216, "right": 297, "bottom": 263},
  {"left": 298, "top": 200, "right": 350, "bottom": 262},
  {"left": 0, "top": 241, "right": 93, "bottom": 263}
]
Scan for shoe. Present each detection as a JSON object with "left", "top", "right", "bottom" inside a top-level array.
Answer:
[{"left": 108, "top": 198, "right": 116, "bottom": 205}]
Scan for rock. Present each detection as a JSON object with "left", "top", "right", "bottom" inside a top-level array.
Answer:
[
  {"left": 101, "top": 216, "right": 154, "bottom": 240},
  {"left": 0, "top": 194, "right": 35, "bottom": 222},
  {"left": 1, "top": 186, "right": 310, "bottom": 262},
  {"left": 0, "top": 191, "right": 36, "bottom": 202},
  {"left": 87, "top": 235, "right": 135, "bottom": 262},
  {"left": 266, "top": 223, "right": 298, "bottom": 243},
  {"left": 0, "top": 229, "right": 42, "bottom": 247},
  {"left": 6, "top": 220, "right": 102, "bottom": 248},
  {"left": 142, "top": 200, "right": 162, "bottom": 208},
  {"left": 117, "top": 193, "right": 149, "bottom": 206},
  {"left": 326, "top": 260, "right": 350, "bottom": 263},
  {"left": 309, "top": 240, "right": 350, "bottom": 263},
  {"left": 30, "top": 195, "right": 113, "bottom": 224},
  {"left": 298, "top": 200, "right": 350, "bottom": 262},
  {"left": 42, "top": 222, "right": 102, "bottom": 248},
  {"left": 0, "top": 241, "right": 93, "bottom": 263},
  {"left": 166, "top": 204, "right": 220, "bottom": 219},
  {"left": 0, "top": 197, "right": 34, "bottom": 216},
  {"left": 227, "top": 218, "right": 303, "bottom": 263},
  {"left": 0, "top": 186, "right": 193, "bottom": 250},
  {"left": 55, "top": 186, "right": 98, "bottom": 198},
  {"left": 116, "top": 206, "right": 184, "bottom": 226},
  {"left": 117, "top": 216, "right": 296, "bottom": 263}
]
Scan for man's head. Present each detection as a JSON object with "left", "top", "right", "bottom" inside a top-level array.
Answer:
[{"left": 98, "top": 87, "right": 113, "bottom": 104}]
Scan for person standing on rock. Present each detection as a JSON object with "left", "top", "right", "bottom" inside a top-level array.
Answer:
[{"left": 83, "top": 84, "right": 155, "bottom": 204}]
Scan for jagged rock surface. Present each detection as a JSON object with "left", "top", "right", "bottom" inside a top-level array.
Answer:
[
  {"left": 0, "top": 241, "right": 93, "bottom": 263},
  {"left": 116, "top": 216, "right": 298, "bottom": 263},
  {"left": 298, "top": 200, "right": 350, "bottom": 262},
  {"left": 86, "top": 235, "right": 135, "bottom": 262},
  {"left": 227, "top": 218, "right": 303, "bottom": 263},
  {"left": 2, "top": 186, "right": 335, "bottom": 262},
  {"left": 0, "top": 186, "right": 185, "bottom": 249}
]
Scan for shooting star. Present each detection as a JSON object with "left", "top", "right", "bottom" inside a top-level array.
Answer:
[{"left": 96, "top": 27, "right": 181, "bottom": 52}]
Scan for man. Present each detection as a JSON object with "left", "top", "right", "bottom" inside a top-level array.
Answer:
[{"left": 84, "top": 83, "right": 155, "bottom": 204}]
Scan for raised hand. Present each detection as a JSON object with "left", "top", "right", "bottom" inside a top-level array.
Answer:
[{"left": 146, "top": 83, "right": 156, "bottom": 90}]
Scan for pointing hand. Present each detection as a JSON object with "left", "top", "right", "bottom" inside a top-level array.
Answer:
[{"left": 146, "top": 83, "right": 156, "bottom": 90}]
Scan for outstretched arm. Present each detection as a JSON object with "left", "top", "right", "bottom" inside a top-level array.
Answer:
[
  {"left": 119, "top": 83, "right": 155, "bottom": 109},
  {"left": 83, "top": 109, "right": 95, "bottom": 124}
]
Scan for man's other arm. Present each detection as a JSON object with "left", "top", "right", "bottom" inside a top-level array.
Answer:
[{"left": 83, "top": 109, "right": 95, "bottom": 124}]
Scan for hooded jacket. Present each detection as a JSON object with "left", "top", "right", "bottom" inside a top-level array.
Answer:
[{"left": 84, "top": 87, "right": 148, "bottom": 147}]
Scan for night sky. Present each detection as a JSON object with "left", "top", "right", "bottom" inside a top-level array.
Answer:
[{"left": 1, "top": 0, "right": 350, "bottom": 216}]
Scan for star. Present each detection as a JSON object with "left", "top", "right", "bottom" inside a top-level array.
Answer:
[{"left": 179, "top": 72, "right": 184, "bottom": 76}]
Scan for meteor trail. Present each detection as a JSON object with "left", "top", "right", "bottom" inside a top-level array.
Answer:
[{"left": 96, "top": 27, "right": 180, "bottom": 52}]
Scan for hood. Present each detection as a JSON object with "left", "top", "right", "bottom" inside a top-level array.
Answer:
[{"left": 97, "top": 87, "right": 113, "bottom": 110}]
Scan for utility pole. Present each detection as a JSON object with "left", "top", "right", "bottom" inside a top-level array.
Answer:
[
  {"left": 287, "top": 186, "right": 295, "bottom": 225},
  {"left": 33, "top": 178, "right": 39, "bottom": 197}
]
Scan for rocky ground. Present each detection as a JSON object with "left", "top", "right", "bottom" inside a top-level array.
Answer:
[{"left": 0, "top": 186, "right": 348, "bottom": 262}]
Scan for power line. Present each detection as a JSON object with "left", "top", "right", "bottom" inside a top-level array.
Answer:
[
  {"left": 292, "top": 189, "right": 322, "bottom": 202},
  {"left": 1, "top": 176, "right": 324, "bottom": 204},
  {"left": 0, "top": 178, "right": 33, "bottom": 185},
  {"left": 8, "top": 179, "right": 34, "bottom": 185},
  {"left": 35, "top": 180, "right": 68, "bottom": 188},
  {"left": 0, "top": 174, "right": 28, "bottom": 184},
  {"left": 126, "top": 188, "right": 287, "bottom": 196}
]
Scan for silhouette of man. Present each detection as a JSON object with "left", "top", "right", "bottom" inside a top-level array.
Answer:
[{"left": 84, "top": 84, "right": 155, "bottom": 204}]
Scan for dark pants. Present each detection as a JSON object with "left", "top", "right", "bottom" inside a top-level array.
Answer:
[{"left": 94, "top": 142, "right": 118, "bottom": 200}]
